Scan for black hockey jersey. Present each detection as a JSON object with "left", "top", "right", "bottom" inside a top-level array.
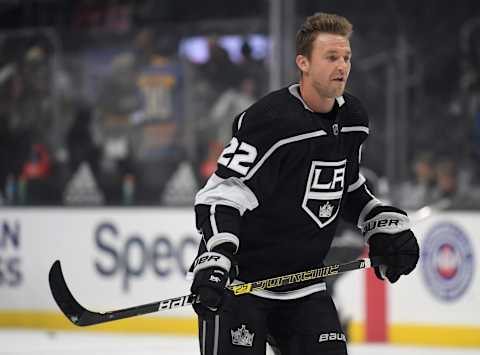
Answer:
[{"left": 193, "top": 84, "right": 382, "bottom": 299}]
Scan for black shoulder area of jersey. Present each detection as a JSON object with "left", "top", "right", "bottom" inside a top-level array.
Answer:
[
  {"left": 233, "top": 86, "right": 303, "bottom": 133},
  {"left": 341, "top": 92, "right": 369, "bottom": 128}
]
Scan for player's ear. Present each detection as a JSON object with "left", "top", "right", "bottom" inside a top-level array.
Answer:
[{"left": 296, "top": 54, "right": 309, "bottom": 74}]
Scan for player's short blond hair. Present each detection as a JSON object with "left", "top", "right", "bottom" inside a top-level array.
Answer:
[{"left": 296, "top": 12, "right": 353, "bottom": 59}]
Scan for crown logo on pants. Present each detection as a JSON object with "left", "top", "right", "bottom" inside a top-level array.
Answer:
[{"left": 231, "top": 324, "right": 255, "bottom": 347}]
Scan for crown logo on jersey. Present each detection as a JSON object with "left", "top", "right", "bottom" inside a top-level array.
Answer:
[
  {"left": 319, "top": 201, "right": 334, "bottom": 218},
  {"left": 231, "top": 324, "right": 255, "bottom": 347}
]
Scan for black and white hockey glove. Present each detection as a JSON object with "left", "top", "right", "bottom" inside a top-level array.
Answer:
[
  {"left": 361, "top": 206, "right": 419, "bottom": 283},
  {"left": 190, "top": 250, "right": 238, "bottom": 317}
]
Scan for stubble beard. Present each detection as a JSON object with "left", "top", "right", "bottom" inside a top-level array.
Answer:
[{"left": 313, "top": 80, "right": 345, "bottom": 100}]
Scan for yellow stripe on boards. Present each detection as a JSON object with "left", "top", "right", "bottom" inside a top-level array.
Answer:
[
  {"left": 348, "top": 321, "right": 480, "bottom": 347},
  {"left": 347, "top": 321, "right": 365, "bottom": 343},
  {"left": 0, "top": 311, "right": 197, "bottom": 335},
  {"left": 390, "top": 323, "right": 480, "bottom": 348}
]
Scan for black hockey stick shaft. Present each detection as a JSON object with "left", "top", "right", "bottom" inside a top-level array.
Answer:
[{"left": 48, "top": 256, "right": 384, "bottom": 327}]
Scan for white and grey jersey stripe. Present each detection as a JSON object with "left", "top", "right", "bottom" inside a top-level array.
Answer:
[
  {"left": 288, "top": 83, "right": 345, "bottom": 110},
  {"left": 241, "top": 130, "right": 327, "bottom": 181},
  {"left": 348, "top": 174, "right": 366, "bottom": 192},
  {"left": 357, "top": 186, "right": 384, "bottom": 228},
  {"left": 195, "top": 174, "right": 258, "bottom": 216},
  {"left": 341, "top": 126, "right": 369, "bottom": 134},
  {"left": 206, "top": 231, "right": 240, "bottom": 253},
  {"left": 195, "top": 130, "right": 328, "bottom": 213},
  {"left": 201, "top": 315, "right": 220, "bottom": 355},
  {"left": 237, "top": 111, "right": 246, "bottom": 130}
]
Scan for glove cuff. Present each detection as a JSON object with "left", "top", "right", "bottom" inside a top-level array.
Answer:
[
  {"left": 360, "top": 206, "right": 410, "bottom": 243},
  {"left": 206, "top": 232, "right": 239, "bottom": 254},
  {"left": 192, "top": 251, "right": 232, "bottom": 275}
]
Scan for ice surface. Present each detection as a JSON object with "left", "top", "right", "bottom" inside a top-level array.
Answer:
[{"left": 0, "top": 329, "right": 479, "bottom": 355}]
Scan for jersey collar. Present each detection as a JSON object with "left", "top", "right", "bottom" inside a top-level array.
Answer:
[{"left": 288, "top": 84, "right": 345, "bottom": 112}]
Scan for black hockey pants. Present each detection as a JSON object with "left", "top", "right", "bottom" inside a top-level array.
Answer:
[{"left": 197, "top": 291, "right": 348, "bottom": 355}]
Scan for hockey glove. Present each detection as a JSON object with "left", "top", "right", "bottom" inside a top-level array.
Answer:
[
  {"left": 190, "top": 250, "right": 238, "bottom": 317},
  {"left": 361, "top": 206, "right": 419, "bottom": 283}
]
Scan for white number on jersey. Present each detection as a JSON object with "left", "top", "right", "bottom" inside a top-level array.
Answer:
[{"left": 217, "top": 137, "right": 258, "bottom": 176}]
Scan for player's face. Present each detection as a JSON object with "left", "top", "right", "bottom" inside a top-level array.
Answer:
[{"left": 297, "top": 33, "right": 351, "bottom": 98}]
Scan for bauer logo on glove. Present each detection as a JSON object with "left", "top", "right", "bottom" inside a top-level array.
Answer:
[
  {"left": 361, "top": 208, "right": 411, "bottom": 242},
  {"left": 194, "top": 254, "right": 221, "bottom": 267}
]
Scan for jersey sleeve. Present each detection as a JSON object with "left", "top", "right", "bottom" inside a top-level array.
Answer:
[
  {"left": 194, "top": 106, "right": 285, "bottom": 254},
  {"left": 341, "top": 144, "right": 383, "bottom": 227},
  {"left": 340, "top": 96, "right": 384, "bottom": 228}
]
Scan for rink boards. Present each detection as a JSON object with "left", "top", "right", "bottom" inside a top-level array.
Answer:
[{"left": 0, "top": 208, "right": 479, "bottom": 347}]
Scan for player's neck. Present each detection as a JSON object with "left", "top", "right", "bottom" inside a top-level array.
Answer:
[{"left": 299, "top": 81, "right": 335, "bottom": 113}]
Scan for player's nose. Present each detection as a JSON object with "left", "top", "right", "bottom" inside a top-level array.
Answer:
[
  {"left": 338, "top": 60, "right": 348, "bottom": 72},
  {"left": 336, "top": 66, "right": 346, "bottom": 77}
]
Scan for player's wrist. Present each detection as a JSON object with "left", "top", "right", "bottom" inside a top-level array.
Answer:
[{"left": 207, "top": 233, "right": 239, "bottom": 255}]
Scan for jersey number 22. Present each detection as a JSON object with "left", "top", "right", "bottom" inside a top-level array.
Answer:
[{"left": 218, "top": 137, "right": 257, "bottom": 176}]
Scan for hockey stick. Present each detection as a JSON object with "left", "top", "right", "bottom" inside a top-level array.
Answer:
[{"left": 48, "top": 256, "right": 384, "bottom": 327}]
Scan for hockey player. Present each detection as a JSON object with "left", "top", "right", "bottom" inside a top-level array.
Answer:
[{"left": 189, "top": 12, "right": 419, "bottom": 355}]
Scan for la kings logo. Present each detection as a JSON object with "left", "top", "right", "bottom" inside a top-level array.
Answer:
[{"left": 302, "top": 160, "right": 346, "bottom": 228}]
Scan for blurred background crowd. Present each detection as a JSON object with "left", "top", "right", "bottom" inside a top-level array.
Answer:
[{"left": 0, "top": 0, "right": 479, "bottom": 210}]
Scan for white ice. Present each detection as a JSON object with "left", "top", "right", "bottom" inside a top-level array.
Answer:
[{"left": 1, "top": 329, "right": 479, "bottom": 355}]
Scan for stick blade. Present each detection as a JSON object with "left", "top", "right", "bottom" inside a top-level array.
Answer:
[{"left": 48, "top": 260, "right": 100, "bottom": 326}]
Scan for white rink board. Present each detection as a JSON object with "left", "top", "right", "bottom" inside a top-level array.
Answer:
[
  {"left": 1, "top": 208, "right": 479, "bottom": 329},
  {"left": 392, "top": 212, "right": 480, "bottom": 326},
  {"left": 334, "top": 263, "right": 365, "bottom": 323},
  {"left": 335, "top": 211, "right": 480, "bottom": 329},
  {"left": 0, "top": 208, "right": 198, "bottom": 318}
]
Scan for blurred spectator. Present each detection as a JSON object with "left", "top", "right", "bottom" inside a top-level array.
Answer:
[
  {"left": 473, "top": 109, "right": 480, "bottom": 174},
  {"left": 0, "top": 113, "right": 13, "bottom": 198},
  {"left": 458, "top": 24, "right": 480, "bottom": 182},
  {"left": 396, "top": 152, "right": 436, "bottom": 209},
  {"left": 195, "top": 77, "right": 256, "bottom": 184},
  {"left": 199, "top": 37, "right": 241, "bottom": 94},
  {"left": 430, "top": 157, "right": 480, "bottom": 209},
  {"left": 11, "top": 45, "right": 54, "bottom": 147},
  {"left": 21, "top": 143, "right": 51, "bottom": 180},
  {"left": 91, "top": 52, "right": 137, "bottom": 204},
  {"left": 199, "top": 141, "right": 224, "bottom": 183},
  {"left": 88, "top": 28, "right": 184, "bottom": 205},
  {"left": 238, "top": 40, "right": 268, "bottom": 96},
  {"left": 13, "top": 141, "right": 64, "bottom": 205},
  {"left": 208, "top": 77, "right": 257, "bottom": 144},
  {"left": 95, "top": 52, "right": 140, "bottom": 129},
  {"left": 66, "top": 105, "right": 100, "bottom": 177},
  {"left": 132, "top": 28, "right": 158, "bottom": 68},
  {"left": 0, "top": 41, "right": 22, "bottom": 194},
  {"left": 190, "top": 37, "right": 239, "bottom": 134}
]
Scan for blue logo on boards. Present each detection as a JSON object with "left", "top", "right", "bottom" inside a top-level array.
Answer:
[{"left": 421, "top": 222, "right": 474, "bottom": 301}]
